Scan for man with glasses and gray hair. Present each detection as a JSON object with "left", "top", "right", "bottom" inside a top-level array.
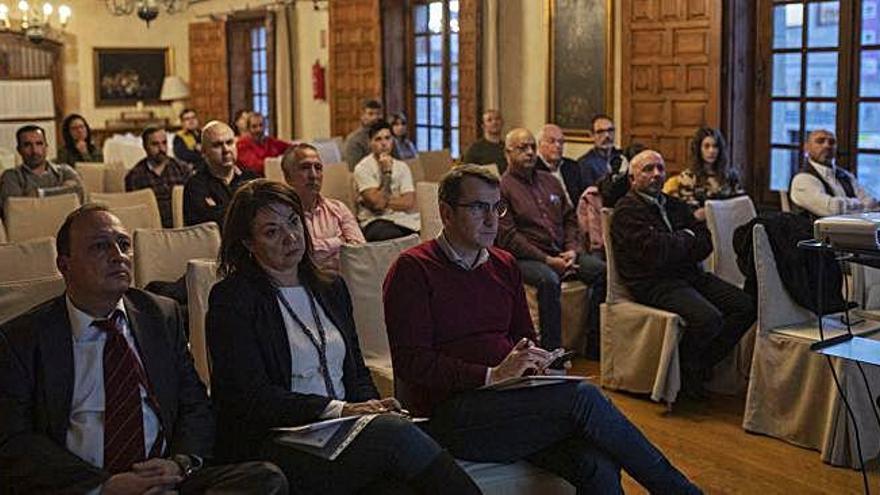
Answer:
[
  {"left": 383, "top": 164, "right": 700, "bottom": 494},
  {"left": 496, "top": 128, "right": 606, "bottom": 359}
]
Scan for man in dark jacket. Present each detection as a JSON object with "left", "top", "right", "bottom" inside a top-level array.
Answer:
[{"left": 610, "top": 150, "right": 755, "bottom": 397}]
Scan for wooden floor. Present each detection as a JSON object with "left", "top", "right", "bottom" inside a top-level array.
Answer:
[{"left": 571, "top": 359, "right": 879, "bottom": 494}]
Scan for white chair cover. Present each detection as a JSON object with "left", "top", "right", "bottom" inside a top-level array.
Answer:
[
  {"left": 322, "top": 162, "right": 355, "bottom": 212},
  {"left": 264, "top": 156, "right": 284, "bottom": 183},
  {"left": 171, "top": 185, "right": 185, "bottom": 228},
  {"left": 4, "top": 193, "right": 80, "bottom": 243},
  {"left": 0, "top": 216, "right": 6, "bottom": 243},
  {"left": 75, "top": 162, "right": 107, "bottom": 198},
  {"left": 418, "top": 150, "right": 452, "bottom": 183},
  {"left": 704, "top": 196, "right": 756, "bottom": 288},
  {"left": 103, "top": 161, "right": 128, "bottom": 193},
  {"left": 0, "top": 275, "right": 65, "bottom": 325},
  {"left": 405, "top": 158, "right": 425, "bottom": 184},
  {"left": 102, "top": 134, "right": 146, "bottom": 169},
  {"left": 600, "top": 208, "right": 683, "bottom": 404},
  {"left": 0, "top": 236, "right": 59, "bottom": 282},
  {"left": 133, "top": 222, "right": 221, "bottom": 288},
  {"left": 743, "top": 224, "right": 880, "bottom": 468},
  {"left": 416, "top": 182, "right": 441, "bottom": 242},
  {"left": 0, "top": 147, "right": 16, "bottom": 171},
  {"left": 185, "top": 258, "right": 220, "bottom": 388},
  {"left": 90, "top": 190, "right": 162, "bottom": 230},
  {"left": 313, "top": 138, "right": 343, "bottom": 164},
  {"left": 338, "top": 234, "right": 420, "bottom": 394}
]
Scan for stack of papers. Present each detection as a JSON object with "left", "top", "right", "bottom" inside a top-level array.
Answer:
[{"left": 480, "top": 375, "right": 588, "bottom": 391}]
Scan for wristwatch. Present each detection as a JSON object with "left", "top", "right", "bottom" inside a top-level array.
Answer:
[{"left": 171, "top": 454, "right": 203, "bottom": 479}]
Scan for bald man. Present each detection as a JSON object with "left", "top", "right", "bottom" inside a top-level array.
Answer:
[
  {"left": 462, "top": 110, "right": 508, "bottom": 174},
  {"left": 610, "top": 150, "right": 754, "bottom": 399},
  {"left": 535, "top": 124, "right": 580, "bottom": 206},
  {"left": 183, "top": 121, "right": 258, "bottom": 228},
  {"left": 790, "top": 129, "right": 879, "bottom": 219},
  {"left": 497, "top": 128, "right": 606, "bottom": 358}
]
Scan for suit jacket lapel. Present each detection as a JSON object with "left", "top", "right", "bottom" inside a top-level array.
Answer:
[
  {"left": 39, "top": 296, "right": 74, "bottom": 444},
  {"left": 124, "top": 295, "right": 173, "bottom": 430}
]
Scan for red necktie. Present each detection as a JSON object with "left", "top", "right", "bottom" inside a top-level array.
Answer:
[{"left": 93, "top": 311, "right": 162, "bottom": 474}]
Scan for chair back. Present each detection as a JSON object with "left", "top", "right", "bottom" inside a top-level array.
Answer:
[
  {"left": 313, "top": 138, "right": 343, "bottom": 164},
  {"left": 322, "top": 162, "right": 355, "bottom": 211},
  {"left": 112, "top": 204, "right": 160, "bottom": 231},
  {"left": 339, "top": 234, "right": 420, "bottom": 361},
  {"left": 705, "top": 196, "right": 756, "bottom": 288},
  {"left": 405, "top": 158, "right": 425, "bottom": 184},
  {"left": 90, "top": 189, "right": 161, "bottom": 229},
  {"left": 416, "top": 181, "right": 441, "bottom": 241},
  {"left": 0, "top": 147, "right": 16, "bottom": 171},
  {"left": 264, "top": 156, "right": 284, "bottom": 183},
  {"left": 185, "top": 258, "right": 220, "bottom": 387},
  {"left": 600, "top": 208, "right": 633, "bottom": 304},
  {"left": 0, "top": 237, "right": 59, "bottom": 282},
  {"left": 0, "top": 275, "right": 65, "bottom": 325},
  {"left": 75, "top": 162, "right": 106, "bottom": 198},
  {"left": 133, "top": 222, "right": 222, "bottom": 288},
  {"left": 0, "top": 216, "right": 6, "bottom": 243},
  {"left": 779, "top": 190, "right": 791, "bottom": 213},
  {"left": 103, "top": 161, "right": 127, "bottom": 193},
  {"left": 418, "top": 150, "right": 452, "bottom": 182},
  {"left": 171, "top": 185, "right": 185, "bottom": 228},
  {"left": 752, "top": 224, "right": 813, "bottom": 335},
  {"left": 4, "top": 193, "right": 80, "bottom": 243}
]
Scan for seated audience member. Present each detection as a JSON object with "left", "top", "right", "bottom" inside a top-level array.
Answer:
[
  {"left": 232, "top": 109, "right": 251, "bottom": 138},
  {"left": 354, "top": 121, "right": 420, "bottom": 241},
  {"left": 205, "top": 180, "right": 479, "bottom": 495},
  {"left": 125, "top": 126, "right": 194, "bottom": 228},
  {"left": 790, "top": 129, "right": 879, "bottom": 219},
  {"left": 0, "top": 203, "right": 288, "bottom": 494},
  {"left": 574, "top": 114, "right": 624, "bottom": 197},
  {"left": 173, "top": 108, "right": 205, "bottom": 168},
  {"left": 282, "top": 143, "right": 365, "bottom": 272},
  {"left": 497, "top": 128, "right": 606, "bottom": 357},
  {"left": 664, "top": 127, "right": 744, "bottom": 208},
  {"left": 0, "top": 124, "right": 83, "bottom": 214},
  {"left": 57, "top": 113, "right": 103, "bottom": 165},
  {"left": 236, "top": 112, "right": 291, "bottom": 176},
  {"left": 536, "top": 123, "right": 578, "bottom": 205},
  {"left": 184, "top": 121, "right": 258, "bottom": 229},
  {"left": 343, "top": 99, "right": 385, "bottom": 169},
  {"left": 383, "top": 165, "right": 701, "bottom": 494},
  {"left": 462, "top": 109, "right": 507, "bottom": 174},
  {"left": 390, "top": 112, "right": 418, "bottom": 160},
  {"left": 611, "top": 150, "right": 755, "bottom": 397}
]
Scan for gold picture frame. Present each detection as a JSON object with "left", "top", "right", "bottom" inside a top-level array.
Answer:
[
  {"left": 545, "top": 0, "right": 614, "bottom": 143},
  {"left": 93, "top": 47, "right": 169, "bottom": 107}
]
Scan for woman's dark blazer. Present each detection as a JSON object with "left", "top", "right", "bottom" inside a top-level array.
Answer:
[{"left": 206, "top": 270, "right": 379, "bottom": 462}]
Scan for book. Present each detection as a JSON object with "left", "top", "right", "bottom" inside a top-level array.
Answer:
[{"left": 479, "top": 374, "right": 588, "bottom": 392}]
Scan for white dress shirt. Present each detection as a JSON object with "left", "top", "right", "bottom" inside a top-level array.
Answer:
[
  {"left": 790, "top": 160, "right": 878, "bottom": 217},
  {"left": 65, "top": 297, "right": 162, "bottom": 469},
  {"left": 277, "top": 287, "right": 348, "bottom": 418}
]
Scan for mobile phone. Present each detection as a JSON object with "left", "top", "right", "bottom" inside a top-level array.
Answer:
[{"left": 547, "top": 350, "right": 577, "bottom": 370}]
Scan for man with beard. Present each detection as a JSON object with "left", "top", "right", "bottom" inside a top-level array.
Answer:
[
  {"left": 790, "top": 129, "right": 879, "bottom": 219},
  {"left": 344, "top": 99, "right": 385, "bottom": 170},
  {"left": 611, "top": 150, "right": 755, "bottom": 398},
  {"left": 282, "top": 142, "right": 365, "bottom": 272},
  {"left": 125, "top": 126, "right": 193, "bottom": 228},
  {"left": 573, "top": 114, "right": 624, "bottom": 198}
]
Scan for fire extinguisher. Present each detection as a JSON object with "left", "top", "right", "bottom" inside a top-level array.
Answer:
[{"left": 312, "top": 60, "right": 326, "bottom": 101}]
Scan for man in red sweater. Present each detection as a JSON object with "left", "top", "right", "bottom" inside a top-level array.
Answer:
[
  {"left": 235, "top": 112, "right": 291, "bottom": 176},
  {"left": 383, "top": 165, "right": 700, "bottom": 494}
]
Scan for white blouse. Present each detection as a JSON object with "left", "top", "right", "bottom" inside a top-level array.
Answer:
[{"left": 277, "top": 286, "right": 347, "bottom": 400}]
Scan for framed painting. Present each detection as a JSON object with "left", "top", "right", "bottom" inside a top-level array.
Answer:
[
  {"left": 545, "top": 0, "right": 614, "bottom": 142},
  {"left": 94, "top": 48, "right": 169, "bottom": 106}
]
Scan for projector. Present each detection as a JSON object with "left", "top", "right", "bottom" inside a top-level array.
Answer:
[{"left": 814, "top": 212, "right": 880, "bottom": 250}]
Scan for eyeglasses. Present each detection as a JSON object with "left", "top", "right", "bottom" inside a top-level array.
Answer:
[
  {"left": 453, "top": 200, "right": 508, "bottom": 218},
  {"left": 508, "top": 142, "right": 536, "bottom": 153},
  {"left": 594, "top": 127, "right": 615, "bottom": 135}
]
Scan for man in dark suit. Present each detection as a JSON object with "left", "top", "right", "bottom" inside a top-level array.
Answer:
[{"left": 0, "top": 204, "right": 288, "bottom": 494}]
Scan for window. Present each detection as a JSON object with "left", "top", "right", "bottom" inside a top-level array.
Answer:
[
  {"left": 763, "top": 1, "right": 880, "bottom": 199},
  {"left": 227, "top": 15, "right": 275, "bottom": 134},
  {"left": 412, "top": 0, "right": 460, "bottom": 157},
  {"left": 250, "top": 26, "right": 270, "bottom": 119}
]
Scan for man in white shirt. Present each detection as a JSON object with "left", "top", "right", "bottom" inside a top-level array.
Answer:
[
  {"left": 790, "top": 129, "right": 879, "bottom": 218},
  {"left": 353, "top": 121, "right": 421, "bottom": 241},
  {"left": 0, "top": 204, "right": 287, "bottom": 493}
]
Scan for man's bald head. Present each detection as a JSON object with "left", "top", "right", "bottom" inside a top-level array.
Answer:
[
  {"left": 629, "top": 150, "right": 666, "bottom": 196},
  {"left": 201, "top": 120, "right": 237, "bottom": 173},
  {"left": 504, "top": 128, "right": 537, "bottom": 172},
  {"left": 537, "top": 124, "right": 565, "bottom": 166}
]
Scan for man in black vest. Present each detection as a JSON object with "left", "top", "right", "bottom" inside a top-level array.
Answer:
[{"left": 790, "top": 129, "right": 878, "bottom": 219}]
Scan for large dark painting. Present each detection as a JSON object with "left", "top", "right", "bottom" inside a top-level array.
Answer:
[
  {"left": 94, "top": 48, "right": 168, "bottom": 106},
  {"left": 546, "top": 0, "right": 612, "bottom": 142}
]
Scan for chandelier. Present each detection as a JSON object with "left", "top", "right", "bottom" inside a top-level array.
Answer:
[
  {"left": 0, "top": 1, "right": 71, "bottom": 42},
  {"left": 105, "top": 0, "right": 190, "bottom": 26}
]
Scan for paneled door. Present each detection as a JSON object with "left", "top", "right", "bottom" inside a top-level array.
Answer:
[
  {"left": 329, "top": 0, "right": 383, "bottom": 138},
  {"left": 620, "top": 0, "right": 722, "bottom": 173},
  {"left": 189, "top": 21, "right": 229, "bottom": 125}
]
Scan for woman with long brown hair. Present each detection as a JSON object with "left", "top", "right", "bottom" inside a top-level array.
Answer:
[
  {"left": 206, "top": 180, "right": 478, "bottom": 494},
  {"left": 663, "top": 126, "right": 744, "bottom": 208}
]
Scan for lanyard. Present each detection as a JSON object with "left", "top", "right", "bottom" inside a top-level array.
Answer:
[{"left": 276, "top": 288, "right": 338, "bottom": 400}]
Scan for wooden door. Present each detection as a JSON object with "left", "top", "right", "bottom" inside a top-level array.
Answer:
[
  {"left": 189, "top": 21, "right": 229, "bottom": 125},
  {"left": 329, "top": 0, "right": 383, "bottom": 138},
  {"left": 620, "top": 0, "right": 722, "bottom": 173},
  {"left": 458, "top": 0, "right": 482, "bottom": 154}
]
